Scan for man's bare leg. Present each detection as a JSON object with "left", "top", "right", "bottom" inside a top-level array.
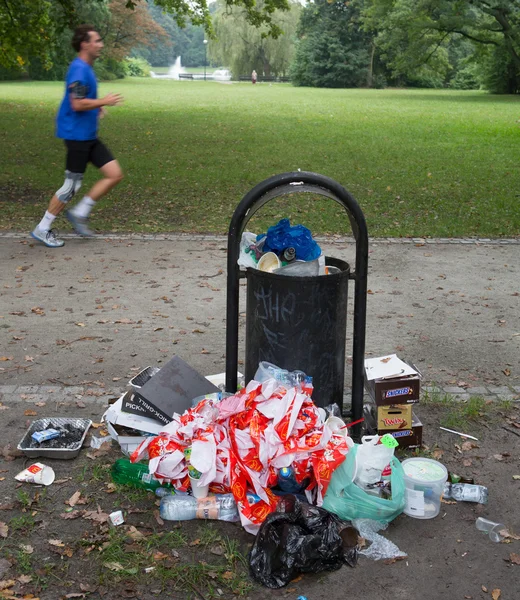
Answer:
[{"left": 67, "top": 160, "right": 123, "bottom": 236}]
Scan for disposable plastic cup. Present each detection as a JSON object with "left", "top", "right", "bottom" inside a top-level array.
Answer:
[
  {"left": 325, "top": 416, "right": 347, "bottom": 438},
  {"left": 475, "top": 517, "right": 507, "bottom": 542},
  {"left": 258, "top": 252, "right": 281, "bottom": 273},
  {"left": 189, "top": 475, "right": 209, "bottom": 499},
  {"left": 402, "top": 458, "right": 448, "bottom": 519}
]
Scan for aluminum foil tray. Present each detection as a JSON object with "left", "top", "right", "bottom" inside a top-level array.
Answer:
[{"left": 17, "top": 418, "right": 92, "bottom": 460}]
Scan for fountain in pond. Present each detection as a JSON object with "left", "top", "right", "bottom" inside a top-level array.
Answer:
[
  {"left": 150, "top": 58, "right": 232, "bottom": 81},
  {"left": 150, "top": 56, "right": 186, "bottom": 80}
]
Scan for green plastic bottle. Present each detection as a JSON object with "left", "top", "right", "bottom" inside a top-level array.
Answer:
[{"left": 111, "top": 458, "right": 167, "bottom": 491}]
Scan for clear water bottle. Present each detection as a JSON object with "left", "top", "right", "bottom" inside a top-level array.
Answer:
[
  {"left": 444, "top": 482, "right": 488, "bottom": 504},
  {"left": 160, "top": 494, "right": 240, "bottom": 522}
]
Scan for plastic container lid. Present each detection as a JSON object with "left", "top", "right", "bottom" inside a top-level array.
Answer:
[{"left": 402, "top": 458, "right": 448, "bottom": 483}]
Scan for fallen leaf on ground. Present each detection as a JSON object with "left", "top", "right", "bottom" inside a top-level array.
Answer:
[
  {"left": 432, "top": 449, "right": 444, "bottom": 459},
  {"left": 513, "top": 475, "right": 520, "bottom": 480},
  {"left": 66, "top": 491, "right": 82, "bottom": 507},
  {"left": 221, "top": 571, "right": 234, "bottom": 580},
  {"left": 0, "top": 523, "right": 8, "bottom": 538},
  {"left": 491, "top": 589, "right": 501, "bottom": 600},
  {"left": 152, "top": 551, "right": 168, "bottom": 561},
  {"left": 383, "top": 556, "right": 407, "bottom": 565},
  {"left": 83, "top": 509, "right": 109, "bottom": 524},
  {"left": 461, "top": 441, "right": 478, "bottom": 451},
  {"left": 126, "top": 526, "right": 146, "bottom": 541},
  {"left": 48, "top": 540, "right": 65, "bottom": 547},
  {"left": 510, "top": 553, "right": 520, "bottom": 565},
  {"left": 0, "top": 580, "right": 15, "bottom": 591},
  {"left": 499, "top": 528, "right": 520, "bottom": 540},
  {"left": 189, "top": 539, "right": 201, "bottom": 546},
  {"left": 17, "top": 574, "right": 32, "bottom": 584},
  {"left": 24, "top": 410, "right": 37, "bottom": 416},
  {"left": 19, "top": 544, "right": 33, "bottom": 554},
  {"left": 481, "top": 586, "right": 488, "bottom": 592},
  {"left": 153, "top": 510, "right": 163, "bottom": 526}
]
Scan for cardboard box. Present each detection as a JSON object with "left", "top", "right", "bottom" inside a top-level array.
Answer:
[
  {"left": 377, "top": 404, "right": 413, "bottom": 430},
  {"left": 364, "top": 354, "right": 421, "bottom": 405},
  {"left": 382, "top": 411, "right": 423, "bottom": 449},
  {"left": 364, "top": 372, "right": 421, "bottom": 405},
  {"left": 126, "top": 355, "right": 220, "bottom": 425},
  {"left": 103, "top": 394, "right": 164, "bottom": 456}
]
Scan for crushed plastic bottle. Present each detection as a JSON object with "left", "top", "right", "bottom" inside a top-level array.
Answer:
[{"left": 443, "top": 482, "right": 488, "bottom": 504}]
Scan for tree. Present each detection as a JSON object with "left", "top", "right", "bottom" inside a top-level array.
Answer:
[
  {"left": 209, "top": 0, "right": 301, "bottom": 77},
  {"left": 132, "top": 1, "right": 208, "bottom": 67},
  {"left": 290, "top": 0, "right": 373, "bottom": 88},
  {"left": 363, "top": 0, "right": 520, "bottom": 92},
  {"left": 102, "top": 0, "right": 169, "bottom": 61},
  {"left": 0, "top": 0, "right": 290, "bottom": 71}
]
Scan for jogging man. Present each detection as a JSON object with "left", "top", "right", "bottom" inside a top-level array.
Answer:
[{"left": 31, "top": 24, "right": 124, "bottom": 248}]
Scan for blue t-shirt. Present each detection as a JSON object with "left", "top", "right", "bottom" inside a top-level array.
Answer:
[{"left": 56, "top": 58, "right": 99, "bottom": 141}]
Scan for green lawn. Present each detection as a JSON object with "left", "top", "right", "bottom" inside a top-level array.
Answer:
[{"left": 1, "top": 79, "right": 519, "bottom": 237}]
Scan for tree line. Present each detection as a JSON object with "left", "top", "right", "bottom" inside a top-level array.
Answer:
[{"left": 1, "top": 0, "right": 519, "bottom": 92}]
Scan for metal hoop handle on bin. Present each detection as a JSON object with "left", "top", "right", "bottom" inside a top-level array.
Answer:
[{"left": 226, "top": 171, "right": 368, "bottom": 439}]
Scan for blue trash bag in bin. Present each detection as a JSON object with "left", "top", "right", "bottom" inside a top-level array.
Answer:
[
  {"left": 322, "top": 444, "right": 406, "bottom": 523},
  {"left": 258, "top": 218, "right": 321, "bottom": 261}
]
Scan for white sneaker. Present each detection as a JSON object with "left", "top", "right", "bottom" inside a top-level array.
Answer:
[
  {"left": 30, "top": 227, "right": 65, "bottom": 248},
  {"left": 66, "top": 211, "right": 94, "bottom": 237}
]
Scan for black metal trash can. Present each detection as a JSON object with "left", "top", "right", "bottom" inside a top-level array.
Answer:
[
  {"left": 226, "top": 171, "right": 368, "bottom": 437},
  {"left": 244, "top": 257, "right": 350, "bottom": 408}
]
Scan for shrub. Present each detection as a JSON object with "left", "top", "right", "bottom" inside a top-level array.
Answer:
[{"left": 123, "top": 57, "right": 151, "bottom": 77}]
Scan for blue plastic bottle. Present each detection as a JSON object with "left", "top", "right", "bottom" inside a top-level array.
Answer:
[{"left": 277, "top": 467, "right": 303, "bottom": 493}]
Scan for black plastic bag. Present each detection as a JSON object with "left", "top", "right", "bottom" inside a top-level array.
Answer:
[{"left": 249, "top": 496, "right": 358, "bottom": 588}]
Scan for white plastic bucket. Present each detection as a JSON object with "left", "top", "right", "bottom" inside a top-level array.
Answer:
[{"left": 402, "top": 458, "right": 448, "bottom": 519}]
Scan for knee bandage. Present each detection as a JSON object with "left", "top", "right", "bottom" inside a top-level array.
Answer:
[{"left": 56, "top": 170, "right": 83, "bottom": 203}]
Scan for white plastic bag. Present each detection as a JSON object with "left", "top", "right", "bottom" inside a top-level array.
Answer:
[
  {"left": 238, "top": 232, "right": 261, "bottom": 270},
  {"left": 353, "top": 435, "right": 395, "bottom": 488}
]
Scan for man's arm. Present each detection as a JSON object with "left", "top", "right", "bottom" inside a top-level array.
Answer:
[
  {"left": 70, "top": 93, "right": 123, "bottom": 112},
  {"left": 68, "top": 80, "right": 123, "bottom": 112}
]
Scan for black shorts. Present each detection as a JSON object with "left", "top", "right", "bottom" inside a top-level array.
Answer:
[{"left": 64, "top": 139, "right": 115, "bottom": 174}]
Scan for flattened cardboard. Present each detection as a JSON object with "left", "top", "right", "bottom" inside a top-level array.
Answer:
[
  {"left": 103, "top": 395, "right": 164, "bottom": 435},
  {"left": 128, "top": 355, "right": 220, "bottom": 424},
  {"left": 377, "top": 404, "right": 413, "bottom": 430},
  {"left": 103, "top": 394, "right": 164, "bottom": 455}
]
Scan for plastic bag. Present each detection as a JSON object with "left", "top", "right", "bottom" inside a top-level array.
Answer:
[
  {"left": 238, "top": 232, "right": 260, "bottom": 269},
  {"left": 249, "top": 496, "right": 357, "bottom": 588},
  {"left": 353, "top": 435, "right": 395, "bottom": 488},
  {"left": 262, "top": 219, "right": 321, "bottom": 262},
  {"left": 322, "top": 444, "right": 405, "bottom": 522},
  {"left": 352, "top": 519, "right": 407, "bottom": 561}
]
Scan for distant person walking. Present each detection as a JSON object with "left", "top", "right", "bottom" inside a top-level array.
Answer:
[
  {"left": 251, "top": 70, "right": 257, "bottom": 84},
  {"left": 31, "top": 24, "right": 124, "bottom": 248}
]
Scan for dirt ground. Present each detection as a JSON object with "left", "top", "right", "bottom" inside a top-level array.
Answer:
[{"left": 0, "top": 398, "right": 519, "bottom": 600}]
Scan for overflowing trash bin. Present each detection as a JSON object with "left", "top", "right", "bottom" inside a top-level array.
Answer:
[{"left": 226, "top": 171, "right": 369, "bottom": 428}]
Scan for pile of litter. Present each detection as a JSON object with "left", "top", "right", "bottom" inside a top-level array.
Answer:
[{"left": 131, "top": 377, "right": 351, "bottom": 534}]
